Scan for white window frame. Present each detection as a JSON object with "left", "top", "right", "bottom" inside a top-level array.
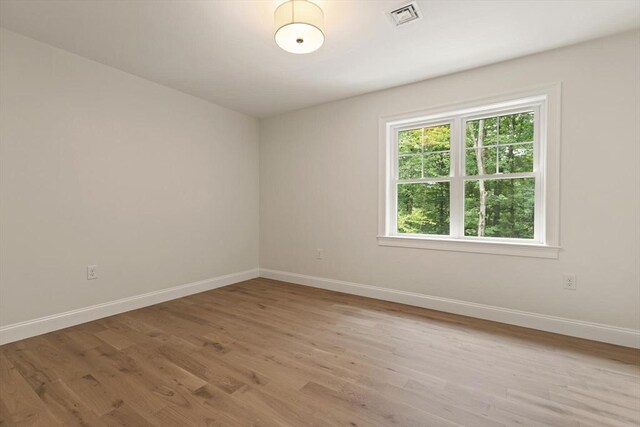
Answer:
[{"left": 378, "top": 84, "right": 561, "bottom": 258}]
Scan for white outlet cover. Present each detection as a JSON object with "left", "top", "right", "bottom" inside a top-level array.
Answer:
[
  {"left": 563, "top": 274, "right": 576, "bottom": 290},
  {"left": 87, "top": 265, "right": 98, "bottom": 280}
]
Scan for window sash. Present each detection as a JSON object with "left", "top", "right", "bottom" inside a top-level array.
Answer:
[{"left": 389, "top": 102, "right": 544, "bottom": 243}]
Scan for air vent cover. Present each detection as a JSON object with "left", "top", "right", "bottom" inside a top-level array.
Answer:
[{"left": 389, "top": 2, "right": 421, "bottom": 26}]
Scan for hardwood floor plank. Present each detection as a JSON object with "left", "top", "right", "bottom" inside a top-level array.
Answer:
[
  {"left": 33, "top": 380, "right": 105, "bottom": 426},
  {"left": 93, "top": 330, "right": 136, "bottom": 351},
  {"left": 0, "top": 396, "right": 17, "bottom": 427},
  {"left": 1, "top": 278, "right": 638, "bottom": 426},
  {"left": 300, "top": 381, "right": 458, "bottom": 427},
  {"left": 0, "top": 356, "right": 60, "bottom": 425},
  {"left": 100, "top": 403, "right": 157, "bottom": 427},
  {"left": 65, "top": 373, "right": 124, "bottom": 417}
]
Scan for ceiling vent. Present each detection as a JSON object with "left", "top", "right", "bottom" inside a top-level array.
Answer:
[{"left": 389, "top": 2, "right": 422, "bottom": 26}]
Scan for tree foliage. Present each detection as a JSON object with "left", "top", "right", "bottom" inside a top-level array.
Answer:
[{"left": 397, "top": 112, "right": 536, "bottom": 239}]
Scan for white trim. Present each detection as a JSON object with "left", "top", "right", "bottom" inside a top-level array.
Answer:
[
  {"left": 377, "top": 235, "right": 560, "bottom": 258},
  {"left": 260, "top": 269, "right": 640, "bottom": 349},
  {"left": 0, "top": 269, "right": 259, "bottom": 345},
  {"left": 378, "top": 83, "right": 562, "bottom": 257}
]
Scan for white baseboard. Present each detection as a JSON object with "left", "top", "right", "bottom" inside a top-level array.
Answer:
[
  {"left": 4, "top": 268, "right": 637, "bottom": 349},
  {"left": 260, "top": 269, "right": 640, "bottom": 349},
  {"left": 0, "top": 269, "right": 259, "bottom": 345}
]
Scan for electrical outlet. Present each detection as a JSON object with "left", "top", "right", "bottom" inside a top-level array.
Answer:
[
  {"left": 87, "top": 265, "right": 98, "bottom": 280},
  {"left": 563, "top": 274, "right": 576, "bottom": 290},
  {"left": 316, "top": 248, "right": 323, "bottom": 260}
]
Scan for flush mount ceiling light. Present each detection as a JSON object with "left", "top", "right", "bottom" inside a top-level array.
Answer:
[{"left": 274, "top": 0, "right": 324, "bottom": 54}]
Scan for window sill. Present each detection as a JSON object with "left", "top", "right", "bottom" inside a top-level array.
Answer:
[{"left": 377, "top": 235, "right": 560, "bottom": 259}]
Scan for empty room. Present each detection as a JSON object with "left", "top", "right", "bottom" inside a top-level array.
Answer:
[{"left": 1, "top": 0, "right": 639, "bottom": 425}]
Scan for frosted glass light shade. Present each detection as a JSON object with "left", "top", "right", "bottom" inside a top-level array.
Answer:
[{"left": 274, "top": 0, "right": 324, "bottom": 54}]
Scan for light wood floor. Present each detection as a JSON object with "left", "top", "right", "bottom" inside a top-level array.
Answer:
[{"left": 1, "top": 278, "right": 639, "bottom": 426}]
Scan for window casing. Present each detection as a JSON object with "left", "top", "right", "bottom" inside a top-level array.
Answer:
[{"left": 378, "top": 86, "right": 560, "bottom": 258}]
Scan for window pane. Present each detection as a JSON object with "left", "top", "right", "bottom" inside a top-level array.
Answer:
[
  {"left": 424, "top": 124, "right": 450, "bottom": 152},
  {"left": 466, "top": 147, "right": 498, "bottom": 176},
  {"left": 398, "top": 155, "right": 422, "bottom": 179},
  {"left": 498, "top": 143, "right": 533, "bottom": 173},
  {"left": 398, "top": 129, "right": 422, "bottom": 154},
  {"left": 466, "top": 117, "right": 498, "bottom": 148},
  {"left": 464, "top": 178, "right": 535, "bottom": 239},
  {"left": 397, "top": 182, "right": 450, "bottom": 235},
  {"left": 498, "top": 112, "right": 534, "bottom": 144},
  {"left": 424, "top": 152, "right": 450, "bottom": 177}
]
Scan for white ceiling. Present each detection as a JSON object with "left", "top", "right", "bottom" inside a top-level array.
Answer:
[{"left": 1, "top": 0, "right": 638, "bottom": 118}]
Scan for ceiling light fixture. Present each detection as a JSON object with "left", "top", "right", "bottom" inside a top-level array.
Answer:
[{"left": 274, "top": 0, "right": 324, "bottom": 54}]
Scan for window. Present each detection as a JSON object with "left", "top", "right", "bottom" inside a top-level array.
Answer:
[{"left": 378, "top": 86, "right": 560, "bottom": 258}]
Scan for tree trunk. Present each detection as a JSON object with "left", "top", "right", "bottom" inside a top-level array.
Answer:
[
  {"left": 472, "top": 120, "right": 487, "bottom": 237},
  {"left": 508, "top": 145, "right": 516, "bottom": 235}
]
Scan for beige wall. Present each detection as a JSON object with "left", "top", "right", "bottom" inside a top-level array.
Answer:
[
  {"left": 1, "top": 27, "right": 638, "bottom": 338},
  {"left": 0, "top": 29, "right": 259, "bottom": 326},
  {"left": 260, "top": 31, "right": 640, "bottom": 330}
]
